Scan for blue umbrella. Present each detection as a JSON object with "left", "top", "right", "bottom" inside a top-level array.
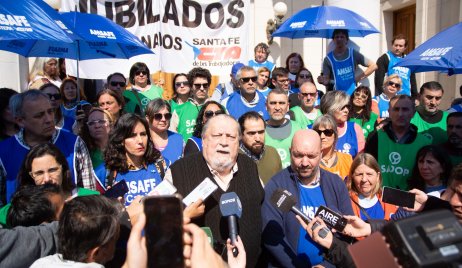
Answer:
[
  {"left": 272, "top": 5, "right": 379, "bottom": 39},
  {"left": 59, "top": 12, "right": 154, "bottom": 61},
  {"left": 393, "top": 22, "right": 462, "bottom": 75},
  {"left": 0, "top": 0, "right": 76, "bottom": 57}
]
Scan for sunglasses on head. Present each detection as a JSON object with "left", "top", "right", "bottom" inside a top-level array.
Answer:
[
  {"left": 175, "top": 81, "right": 189, "bottom": 87},
  {"left": 204, "top": 110, "right": 225, "bottom": 119},
  {"left": 135, "top": 71, "right": 147, "bottom": 76},
  {"left": 388, "top": 81, "right": 401, "bottom": 88},
  {"left": 193, "top": 83, "right": 210, "bottom": 90},
  {"left": 241, "top": 76, "right": 257, "bottom": 83},
  {"left": 110, "top": 81, "right": 126, "bottom": 87},
  {"left": 315, "top": 129, "right": 335, "bottom": 137},
  {"left": 153, "top": 113, "right": 172, "bottom": 121},
  {"left": 46, "top": 93, "right": 61, "bottom": 100}
]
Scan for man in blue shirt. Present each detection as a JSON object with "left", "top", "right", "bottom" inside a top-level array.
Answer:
[
  {"left": 248, "top": 43, "right": 275, "bottom": 73},
  {"left": 261, "top": 129, "right": 353, "bottom": 267}
]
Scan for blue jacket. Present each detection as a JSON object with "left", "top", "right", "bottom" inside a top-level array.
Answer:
[{"left": 261, "top": 167, "right": 354, "bottom": 268}]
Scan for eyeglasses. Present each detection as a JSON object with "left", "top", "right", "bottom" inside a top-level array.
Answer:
[
  {"left": 87, "top": 119, "right": 110, "bottom": 127},
  {"left": 110, "top": 81, "right": 126, "bottom": 87},
  {"left": 315, "top": 129, "right": 335, "bottom": 137},
  {"left": 388, "top": 81, "right": 401, "bottom": 88},
  {"left": 241, "top": 76, "right": 258, "bottom": 83},
  {"left": 299, "top": 74, "right": 312, "bottom": 79},
  {"left": 277, "top": 78, "right": 290, "bottom": 84},
  {"left": 135, "top": 71, "right": 147, "bottom": 76},
  {"left": 353, "top": 91, "right": 368, "bottom": 100},
  {"left": 46, "top": 93, "right": 61, "bottom": 100},
  {"left": 175, "top": 81, "right": 189, "bottom": 87},
  {"left": 204, "top": 110, "right": 225, "bottom": 119},
  {"left": 300, "top": 92, "right": 317, "bottom": 98},
  {"left": 29, "top": 165, "right": 62, "bottom": 182},
  {"left": 153, "top": 113, "right": 172, "bottom": 121},
  {"left": 193, "top": 83, "right": 210, "bottom": 90}
]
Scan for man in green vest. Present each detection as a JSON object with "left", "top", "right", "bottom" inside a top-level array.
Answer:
[
  {"left": 411, "top": 81, "right": 448, "bottom": 144},
  {"left": 439, "top": 112, "right": 462, "bottom": 166},
  {"left": 288, "top": 82, "right": 322, "bottom": 129},
  {"left": 265, "top": 89, "right": 303, "bottom": 168},
  {"left": 365, "top": 95, "right": 431, "bottom": 190},
  {"left": 170, "top": 67, "right": 211, "bottom": 141}
]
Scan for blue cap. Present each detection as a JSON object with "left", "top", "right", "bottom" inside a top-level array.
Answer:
[{"left": 231, "top": 62, "right": 245, "bottom": 77}]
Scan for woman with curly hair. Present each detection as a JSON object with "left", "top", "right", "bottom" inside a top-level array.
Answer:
[
  {"left": 100, "top": 113, "right": 164, "bottom": 205},
  {"left": 183, "top": 101, "right": 226, "bottom": 156},
  {"left": 348, "top": 86, "right": 378, "bottom": 139}
]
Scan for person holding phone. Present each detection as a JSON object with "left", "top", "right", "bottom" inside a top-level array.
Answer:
[
  {"left": 101, "top": 113, "right": 165, "bottom": 206},
  {"left": 347, "top": 153, "right": 398, "bottom": 221}
]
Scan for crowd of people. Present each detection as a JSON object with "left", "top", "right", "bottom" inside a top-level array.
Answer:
[{"left": 0, "top": 29, "right": 462, "bottom": 268}]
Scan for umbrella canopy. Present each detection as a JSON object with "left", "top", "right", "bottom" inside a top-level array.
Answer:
[
  {"left": 272, "top": 5, "right": 379, "bottom": 39},
  {"left": 394, "top": 22, "right": 462, "bottom": 75},
  {"left": 0, "top": 0, "right": 76, "bottom": 57},
  {"left": 59, "top": 12, "right": 153, "bottom": 61}
]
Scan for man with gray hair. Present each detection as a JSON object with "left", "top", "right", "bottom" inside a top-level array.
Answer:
[
  {"left": 221, "top": 66, "right": 269, "bottom": 120},
  {"left": 0, "top": 90, "right": 99, "bottom": 206},
  {"left": 165, "top": 114, "right": 264, "bottom": 267}
]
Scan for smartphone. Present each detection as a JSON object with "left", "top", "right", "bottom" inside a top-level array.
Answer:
[
  {"left": 104, "top": 180, "right": 128, "bottom": 199},
  {"left": 144, "top": 195, "right": 184, "bottom": 268},
  {"left": 382, "top": 186, "right": 415, "bottom": 208}
]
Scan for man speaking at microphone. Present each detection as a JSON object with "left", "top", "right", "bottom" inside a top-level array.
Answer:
[
  {"left": 261, "top": 129, "right": 353, "bottom": 267},
  {"left": 165, "top": 114, "right": 264, "bottom": 267}
]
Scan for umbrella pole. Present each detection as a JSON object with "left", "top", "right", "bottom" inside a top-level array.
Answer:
[{"left": 76, "top": 40, "right": 80, "bottom": 103}]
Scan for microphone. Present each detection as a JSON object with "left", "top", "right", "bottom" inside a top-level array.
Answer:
[
  {"left": 219, "top": 192, "right": 242, "bottom": 257},
  {"left": 270, "top": 188, "right": 330, "bottom": 239}
]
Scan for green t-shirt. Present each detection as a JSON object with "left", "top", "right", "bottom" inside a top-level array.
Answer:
[
  {"left": 176, "top": 101, "right": 202, "bottom": 141},
  {"left": 123, "top": 85, "right": 164, "bottom": 114},
  {"left": 377, "top": 130, "right": 432, "bottom": 190},
  {"left": 290, "top": 106, "right": 322, "bottom": 129},
  {"left": 265, "top": 121, "right": 302, "bottom": 168},
  {"left": 90, "top": 149, "right": 104, "bottom": 170},
  {"left": 349, "top": 112, "right": 378, "bottom": 139},
  {"left": 410, "top": 111, "right": 448, "bottom": 145}
]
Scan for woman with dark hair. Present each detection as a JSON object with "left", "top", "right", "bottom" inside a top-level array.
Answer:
[
  {"left": 183, "top": 101, "right": 226, "bottom": 156},
  {"left": 59, "top": 78, "right": 90, "bottom": 120},
  {"left": 123, "top": 62, "right": 164, "bottom": 115},
  {"left": 170, "top": 73, "right": 191, "bottom": 109},
  {"left": 0, "top": 88, "right": 19, "bottom": 141},
  {"left": 347, "top": 153, "right": 397, "bottom": 221},
  {"left": 348, "top": 86, "right": 378, "bottom": 139},
  {"left": 38, "top": 83, "right": 73, "bottom": 132},
  {"left": 146, "top": 99, "right": 184, "bottom": 164},
  {"left": 0, "top": 143, "right": 99, "bottom": 226},
  {"left": 101, "top": 113, "right": 164, "bottom": 206},
  {"left": 285, "top": 53, "right": 305, "bottom": 85},
  {"left": 409, "top": 145, "right": 452, "bottom": 197},
  {"left": 97, "top": 88, "right": 124, "bottom": 122}
]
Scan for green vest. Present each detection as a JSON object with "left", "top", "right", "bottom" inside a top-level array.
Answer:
[
  {"left": 123, "top": 85, "right": 164, "bottom": 114},
  {"left": 177, "top": 101, "right": 202, "bottom": 141},
  {"left": 410, "top": 111, "right": 448, "bottom": 145},
  {"left": 265, "top": 121, "right": 302, "bottom": 168},
  {"left": 377, "top": 130, "right": 431, "bottom": 190},
  {"left": 290, "top": 106, "right": 322, "bottom": 129},
  {"left": 349, "top": 112, "right": 378, "bottom": 139}
]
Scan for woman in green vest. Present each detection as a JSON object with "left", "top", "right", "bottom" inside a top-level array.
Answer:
[
  {"left": 348, "top": 86, "right": 378, "bottom": 139},
  {"left": 170, "top": 73, "right": 191, "bottom": 110}
]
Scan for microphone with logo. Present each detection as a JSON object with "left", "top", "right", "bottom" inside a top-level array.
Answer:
[
  {"left": 270, "top": 188, "right": 330, "bottom": 238},
  {"left": 219, "top": 192, "right": 242, "bottom": 257}
]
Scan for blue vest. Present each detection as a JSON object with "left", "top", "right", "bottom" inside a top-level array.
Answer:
[
  {"left": 248, "top": 59, "right": 275, "bottom": 73},
  {"left": 387, "top": 51, "right": 411, "bottom": 96},
  {"left": 374, "top": 94, "right": 390, "bottom": 118},
  {"left": 189, "top": 136, "right": 203, "bottom": 151},
  {"left": 114, "top": 163, "right": 162, "bottom": 206},
  {"left": 327, "top": 48, "right": 356, "bottom": 95},
  {"left": 60, "top": 100, "right": 90, "bottom": 120},
  {"left": 60, "top": 116, "right": 75, "bottom": 133},
  {"left": 0, "top": 130, "right": 77, "bottom": 202},
  {"left": 336, "top": 121, "right": 359, "bottom": 158},
  {"left": 226, "top": 91, "right": 269, "bottom": 120},
  {"left": 161, "top": 131, "right": 184, "bottom": 165}
]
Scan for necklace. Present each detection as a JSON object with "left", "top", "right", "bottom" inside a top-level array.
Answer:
[{"left": 321, "top": 152, "right": 337, "bottom": 167}]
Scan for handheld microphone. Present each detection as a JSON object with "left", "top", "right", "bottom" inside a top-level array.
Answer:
[
  {"left": 270, "top": 188, "right": 330, "bottom": 239},
  {"left": 219, "top": 192, "right": 242, "bottom": 257}
]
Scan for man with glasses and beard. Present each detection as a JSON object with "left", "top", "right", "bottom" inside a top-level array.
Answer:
[
  {"left": 410, "top": 81, "right": 448, "bottom": 144},
  {"left": 165, "top": 114, "right": 264, "bottom": 268},
  {"left": 221, "top": 66, "right": 269, "bottom": 120},
  {"left": 238, "top": 111, "right": 281, "bottom": 185},
  {"left": 170, "top": 67, "right": 211, "bottom": 141}
]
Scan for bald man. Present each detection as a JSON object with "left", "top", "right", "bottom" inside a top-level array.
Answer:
[{"left": 261, "top": 129, "right": 353, "bottom": 267}]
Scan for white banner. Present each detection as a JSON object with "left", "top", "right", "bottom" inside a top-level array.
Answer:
[{"left": 61, "top": 0, "right": 249, "bottom": 79}]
